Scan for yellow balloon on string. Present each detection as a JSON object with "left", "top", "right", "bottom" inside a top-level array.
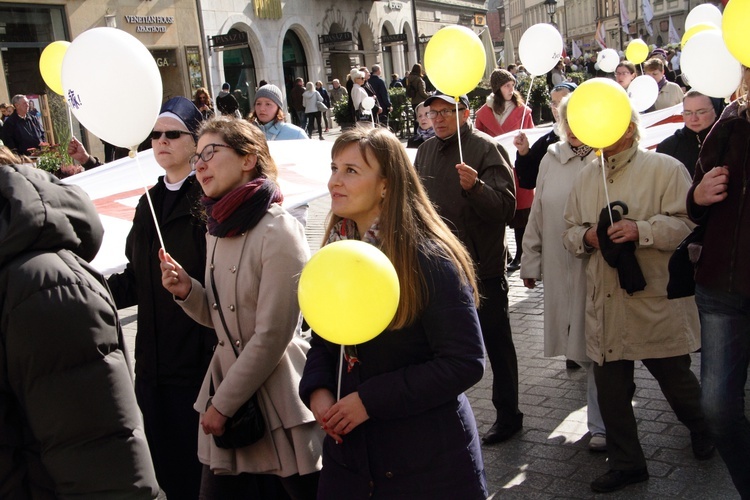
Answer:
[
  {"left": 625, "top": 39, "right": 649, "bottom": 65},
  {"left": 39, "top": 41, "right": 70, "bottom": 95},
  {"left": 567, "top": 78, "right": 632, "bottom": 149},
  {"left": 682, "top": 22, "right": 717, "bottom": 48},
  {"left": 723, "top": 0, "right": 750, "bottom": 67},
  {"left": 424, "top": 26, "right": 486, "bottom": 97}
]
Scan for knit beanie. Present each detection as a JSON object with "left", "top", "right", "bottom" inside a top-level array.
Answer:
[
  {"left": 490, "top": 69, "right": 516, "bottom": 93},
  {"left": 254, "top": 84, "right": 284, "bottom": 110}
]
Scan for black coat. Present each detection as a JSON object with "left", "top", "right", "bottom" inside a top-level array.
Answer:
[
  {"left": 515, "top": 129, "right": 559, "bottom": 189},
  {"left": 0, "top": 165, "right": 159, "bottom": 498},
  {"left": 656, "top": 126, "right": 711, "bottom": 178},
  {"left": 1, "top": 112, "right": 45, "bottom": 154},
  {"left": 107, "top": 175, "right": 215, "bottom": 388}
]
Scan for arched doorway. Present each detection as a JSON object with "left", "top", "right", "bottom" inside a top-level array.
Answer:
[
  {"left": 221, "top": 28, "right": 256, "bottom": 117},
  {"left": 381, "top": 26, "right": 393, "bottom": 81},
  {"left": 283, "top": 30, "right": 308, "bottom": 100}
]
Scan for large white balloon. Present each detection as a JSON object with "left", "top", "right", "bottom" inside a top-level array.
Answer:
[
  {"left": 627, "top": 75, "right": 658, "bottom": 112},
  {"left": 597, "top": 48, "right": 620, "bottom": 73},
  {"left": 685, "top": 3, "right": 722, "bottom": 31},
  {"left": 518, "top": 24, "right": 563, "bottom": 76},
  {"left": 62, "top": 28, "right": 162, "bottom": 149},
  {"left": 681, "top": 30, "right": 742, "bottom": 99}
]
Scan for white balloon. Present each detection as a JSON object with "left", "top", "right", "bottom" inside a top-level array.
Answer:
[
  {"left": 62, "top": 28, "right": 162, "bottom": 149},
  {"left": 597, "top": 48, "right": 620, "bottom": 73},
  {"left": 518, "top": 23, "right": 563, "bottom": 76},
  {"left": 627, "top": 75, "right": 659, "bottom": 112},
  {"left": 361, "top": 96, "right": 376, "bottom": 111},
  {"left": 685, "top": 3, "right": 723, "bottom": 31},
  {"left": 681, "top": 30, "right": 742, "bottom": 99}
]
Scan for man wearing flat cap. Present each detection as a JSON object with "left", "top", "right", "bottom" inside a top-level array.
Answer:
[{"left": 414, "top": 92, "right": 523, "bottom": 444}]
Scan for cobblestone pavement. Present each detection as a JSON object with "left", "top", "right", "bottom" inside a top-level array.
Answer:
[{"left": 118, "top": 130, "right": 743, "bottom": 499}]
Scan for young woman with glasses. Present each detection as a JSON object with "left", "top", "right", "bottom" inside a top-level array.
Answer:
[{"left": 160, "top": 117, "right": 322, "bottom": 499}]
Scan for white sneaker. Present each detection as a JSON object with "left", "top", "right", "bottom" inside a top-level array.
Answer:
[{"left": 589, "top": 434, "right": 607, "bottom": 452}]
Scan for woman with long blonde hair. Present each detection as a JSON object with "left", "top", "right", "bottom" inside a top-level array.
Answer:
[{"left": 300, "top": 127, "right": 486, "bottom": 499}]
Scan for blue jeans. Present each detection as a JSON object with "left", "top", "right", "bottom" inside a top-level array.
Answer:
[
  {"left": 696, "top": 285, "right": 750, "bottom": 498},
  {"left": 296, "top": 109, "right": 307, "bottom": 131}
]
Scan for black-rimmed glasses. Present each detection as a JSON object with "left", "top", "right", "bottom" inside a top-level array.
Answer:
[
  {"left": 426, "top": 108, "right": 467, "bottom": 119},
  {"left": 189, "top": 143, "right": 232, "bottom": 169},
  {"left": 150, "top": 130, "right": 193, "bottom": 140}
]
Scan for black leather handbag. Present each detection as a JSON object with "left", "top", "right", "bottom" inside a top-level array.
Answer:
[
  {"left": 667, "top": 225, "right": 705, "bottom": 299},
  {"left": 208, "top": 243, "right": 266, "bottom": 449}
]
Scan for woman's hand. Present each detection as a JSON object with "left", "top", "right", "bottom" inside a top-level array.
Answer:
[
  {"left": 159, "top": 248, "right": 192, "bottom": 300},
  {"left": 523, "top": 278, "right": 537, "bottom": 289},
  {"left": 310, "top": 388, "right": 343, "bottom": 443},
  {"left": 323, "top": 392, "right": 369, "bottom": 437},
  {"left": 693, "top": 166, "right": 729, "bottom": 207},
  {"left": 201, "top": 404, "right": 228, "bottom": 436},
  {"left": 513, "top": 132, "right": 530, "bottom": 156}
]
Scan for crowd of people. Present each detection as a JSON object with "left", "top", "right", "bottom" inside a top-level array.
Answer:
[{"left": 0, "top": 48, "right": 748, "bottom": 499}]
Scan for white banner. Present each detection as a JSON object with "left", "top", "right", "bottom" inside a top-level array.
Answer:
[
  {"left": 642, "top": 0, "right": 654, "bottom": 36},
  {"left": 620, "top": 0, "right": 631, "bottom": 34}
]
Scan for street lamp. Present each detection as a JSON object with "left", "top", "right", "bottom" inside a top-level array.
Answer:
[{"left": 544, "top": 0, "right": 558, "bottom": 24}]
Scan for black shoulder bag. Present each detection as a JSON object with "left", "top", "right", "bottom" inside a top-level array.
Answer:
[{"left": 208, "top": 242, "right": 266, "bottom": 449}]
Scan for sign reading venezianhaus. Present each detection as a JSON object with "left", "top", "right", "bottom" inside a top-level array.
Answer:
[{"left": 125, "top": 15, "right": 175, "bottom": 33}]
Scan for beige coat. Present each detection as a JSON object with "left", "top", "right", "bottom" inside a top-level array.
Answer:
[
  {"left": 562, "top": 144, "right": 700, "bottom": 365},
  {"left": 179, "top": 204, "right": 323, "bottom": 476},
  {"left": 521, "top": 141, "right": 595, "bottom": 360}
]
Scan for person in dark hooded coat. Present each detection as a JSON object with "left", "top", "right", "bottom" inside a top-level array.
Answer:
[{"left": 0, "top": 163, "right": 159, "bottom": 499}]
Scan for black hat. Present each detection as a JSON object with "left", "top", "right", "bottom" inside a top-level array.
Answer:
[
  {"left": 424, "top": 92, "right": 470, "bottom": 109},
  {"left": 159, "top": 96, "right": 203, "bottom": 136}
]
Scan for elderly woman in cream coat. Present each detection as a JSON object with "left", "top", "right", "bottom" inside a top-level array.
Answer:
[
  {"left": 519, "top": 96, "right": 606, "bottom": 451},
  {"left": 160, "top": 117, "right": 322, "bottom": 499}
]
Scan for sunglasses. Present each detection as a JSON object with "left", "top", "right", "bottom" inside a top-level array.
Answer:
[{"left": 150, "top": 130, "right": 193, "bottom": 140}]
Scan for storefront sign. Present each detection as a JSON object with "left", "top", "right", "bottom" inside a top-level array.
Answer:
[
  {"left": 124, "top": 15, "right": 174, "bottom": 33},
  {"left": 320, "top": 32, "right": 352, "bottom": 44},
  {"left": 388, "top": 1, "right": 403, "bottom": 10},
  {"left": 211, "top": 31, "right": 248, "bottom": 49},
  {"left": 381, "top": 33, "right": 407, "bottom": 44}
]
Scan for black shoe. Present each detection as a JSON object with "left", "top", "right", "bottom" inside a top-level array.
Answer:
[
  {"left": 691, "top": 431, "right": 715, "bottom": 460},
  {"left": 566, "top": 359, "right": 582, "bottom": 369},
  {"left": 506, "top": 259, "right": 521, "bottom": 272},
  {"left": 591, "top": 468, "right": 649, "bottom": 493},
  {"left": 482, "top": 421, "right": 522, "bottom": 444}
]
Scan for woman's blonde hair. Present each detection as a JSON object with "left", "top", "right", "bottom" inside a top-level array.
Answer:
[
  {"left": 197, "top": 117, "right": 278, "bottom": 182},
  {"left": 324, "top": 127, "right": 478, "bottom": 329}
]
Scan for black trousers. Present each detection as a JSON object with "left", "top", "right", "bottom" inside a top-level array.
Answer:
[
  {"left": 200, "top": 465, "right": 319, "bottom": 500},
  {"left": 135, "top": 380, "right": 203, "bottom": 500},
  {"left": 477, "top": 276, "right": 523, "bottom": 427},
  {"left": 594, "top": 354, "right": 708, "bottom": 471}
]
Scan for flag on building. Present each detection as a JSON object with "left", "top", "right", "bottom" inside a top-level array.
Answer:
[
  {"left": 642, "top": 0, "right": 654, "bottom": 37},
  {"left": 595, "top": 20, "right": 607, "bottom": 49},
  {"left": 572, "top": 39, "right": 582, "bottom": 59},
  {"left": 668, "top": 15, "right": 680, "bottom": 44},
  {"left": 620, "top": 0, "right": 631, "bottom": 35}
]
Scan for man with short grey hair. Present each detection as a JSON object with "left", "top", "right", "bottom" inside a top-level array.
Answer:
[
  {"left": 369, "top": 64, "right": 392, "bottom": 129},
  {"left": 1, "top": 94, "right": 45, "bottom": 154}
]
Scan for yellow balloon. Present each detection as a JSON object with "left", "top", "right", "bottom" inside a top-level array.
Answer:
[
  {"left": 567, "top": 78, "right": 632, "bottom": 149},
  {"left": 298, "top": 240, "right": 400, "bottom": 345},
  {"left": 723, "top": 0, "right": 750, "bottom": 67},
  {"left": 39, "top": 41, "right": 70, "bottom": 95},
  {"left": 424, "top": 25, "right": 486, "bottom": 97},
  {"left": 682, "top": 22, "right": 717, "bottom": 48},
  {"left": 625, "top": 39, "right": 649, "bottom": 65}
]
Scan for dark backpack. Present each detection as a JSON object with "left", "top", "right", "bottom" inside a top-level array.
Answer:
[{"left": 405, "top": 81, "right": 417, "bottom": 99}]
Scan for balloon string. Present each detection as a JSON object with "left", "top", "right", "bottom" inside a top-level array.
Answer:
[
  {"left": 599, "top": 150, "right": 614, "bottom": 225},
  {"left": 455, "top": 99, "right": 464, "bottom": 165},
  {"left": 520, "top": 76, "right": 534, "bottom": 131},
  {"left": 66, "top": 103, "right": 74, "bottom": 142},
  {"left": 336, "top": 344, "right": 344, "bottom": 401},
  {"left": 134, "top": 149, "right": 167, "bottom": 251}
]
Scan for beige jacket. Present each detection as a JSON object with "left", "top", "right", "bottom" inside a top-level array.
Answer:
[
  {"left": 562, "top": 144, "right": 700, "bottom": 364},
  {"left": 179, "top": 204, "right": 323, "bottom": 476}
]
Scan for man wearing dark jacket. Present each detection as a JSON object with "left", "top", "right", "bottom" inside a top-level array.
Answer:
[
  {"left": 657, "top": 90, "right": 719, "bottom": 177},
  {"left": 369, "top": 64, "right": 392, "bottom": 129},
  {"left": 414, "top": 93, "right": 523, "bottom": 445},
  {"left": 0, "top": 164, "right": 159, "bottom": 499},
  {"left": 1, "top": 94, "right": 45, "bottom": 154}
]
